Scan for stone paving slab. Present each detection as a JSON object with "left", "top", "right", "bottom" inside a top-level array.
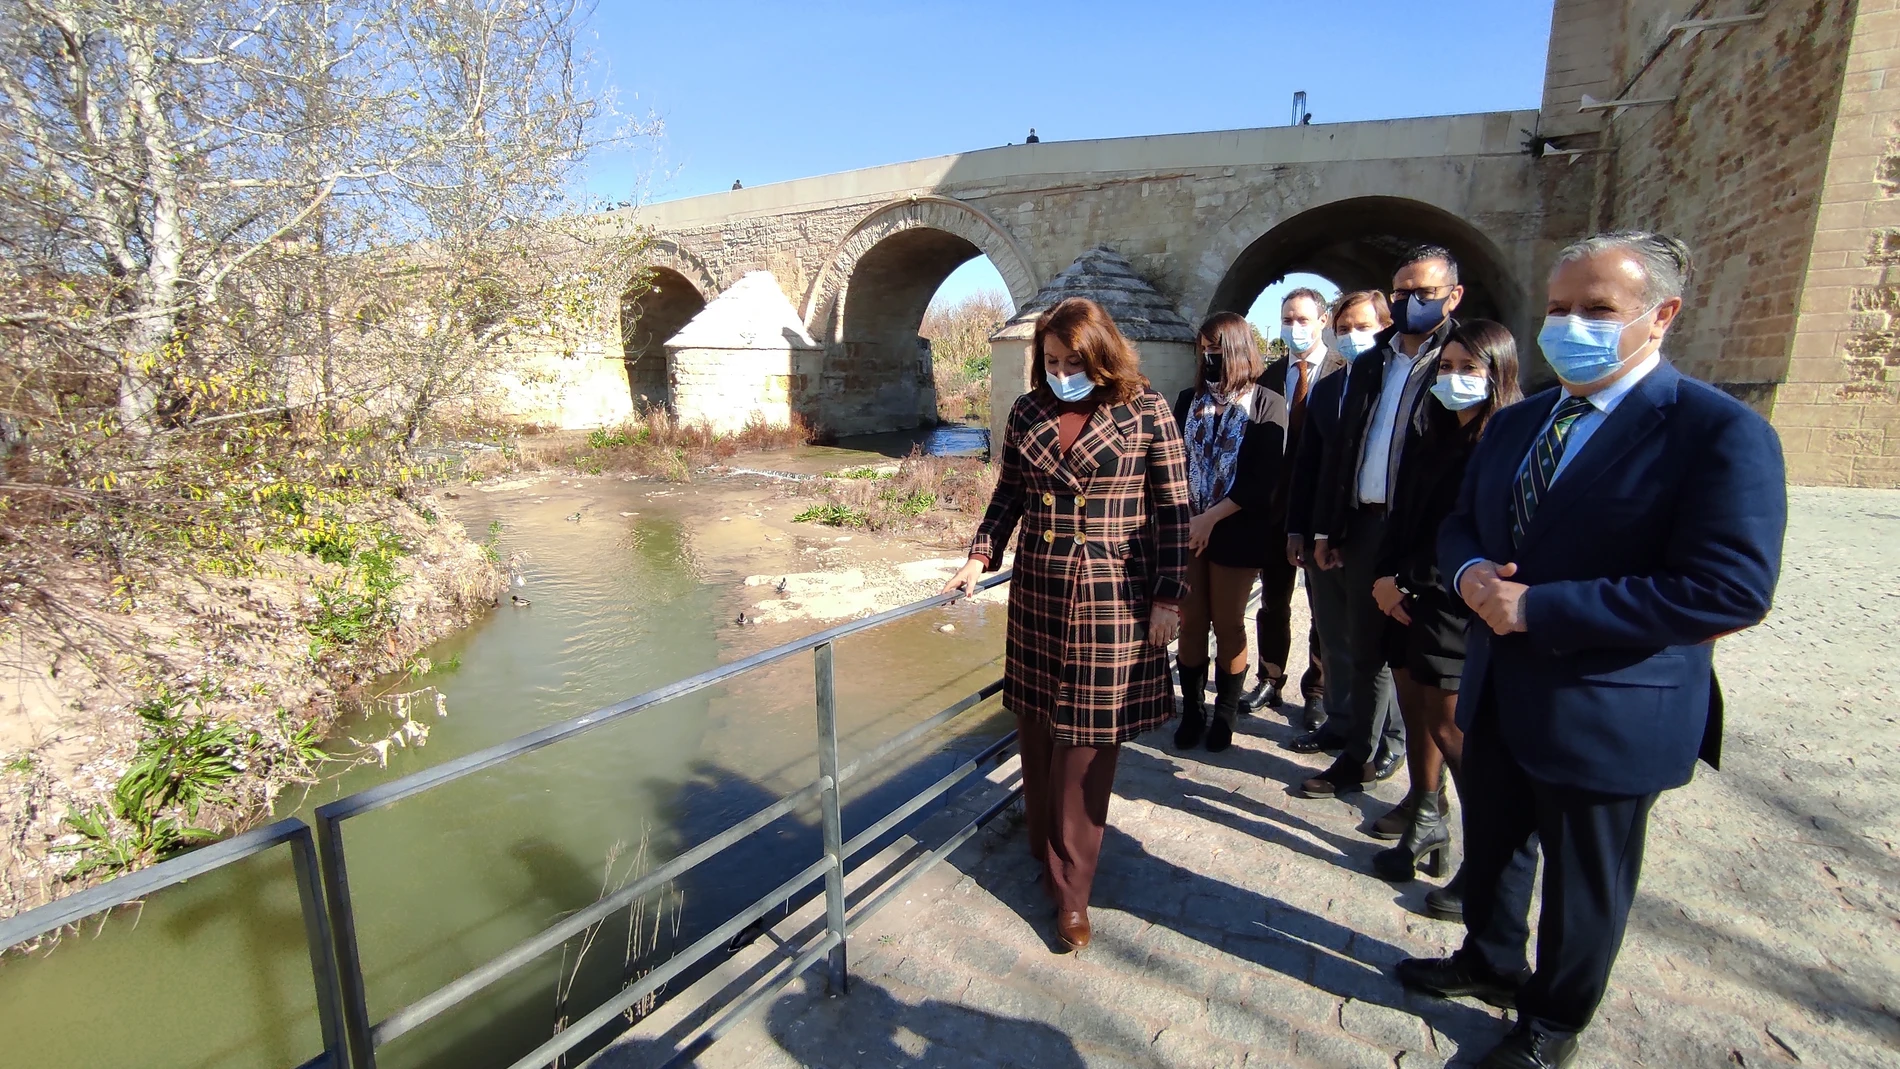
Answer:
[{"left": 604, "top": 489, "right": 1900, "bottom": 1069}]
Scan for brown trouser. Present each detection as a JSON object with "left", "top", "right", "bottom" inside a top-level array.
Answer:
[
  {"left": 1017, "top": 714, "right": 1120, "bottom": 914},
  {"left": 1178, "top": 553, "right": 1254, "bottom": 676}
]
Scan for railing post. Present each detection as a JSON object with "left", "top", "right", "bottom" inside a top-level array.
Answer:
[
  {"left": 288, "top": 825, "right": 347, "bottom": 1069},
  {"left": 314, "top": 811, "right": 377, "bottom": 1069},
  {"left": 812, "top": 641, "right": 849, "bottom": 994}
]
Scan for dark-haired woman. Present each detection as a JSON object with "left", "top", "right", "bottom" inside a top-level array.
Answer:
[
  {"left": 1367, "top": 320, "right": 1523, "bottom": 882},
  {"left": 1171, "top": 313, "right": 1288, "bottom": 754},
  {"left": 943, "top": 296, "right": 1190, "bottom": 953}
]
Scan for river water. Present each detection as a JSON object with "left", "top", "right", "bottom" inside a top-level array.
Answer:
[{"left": 0, "top": 440, "right": 1008, "bottom": 1069}]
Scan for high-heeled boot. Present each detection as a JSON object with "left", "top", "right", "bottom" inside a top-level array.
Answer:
[
  {"left": 1174, "top": 662, "right": 1208, "bottom": 750},
  {"left": 1373, "top": 781, "right": 1451, "bottom": 881},
  {"left": 1205, "top": 669, "right": 1245, "bottom": 753}
]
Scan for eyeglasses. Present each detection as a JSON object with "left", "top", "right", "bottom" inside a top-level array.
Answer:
[{"left": 1390, "top": 285, "right": 1453, "bottom": 303}]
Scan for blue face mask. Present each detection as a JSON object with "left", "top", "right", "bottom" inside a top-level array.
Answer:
[
  {"left": 1334, "top": 329, "right": 1378, "bottom": 360},
  {"left": 1282, "top": 323, "right": 1316, "bottom": 353},
  {"left": 1046, "top": 368, "right": 1095, "bottom": 402},
  {"left": 1393, "top": 293, "right": 1450, "bottom": 335},
  {"left": 1537, "top": 305, "right": 1658, "bottom": 385}
]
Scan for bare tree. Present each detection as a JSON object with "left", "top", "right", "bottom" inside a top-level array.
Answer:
[{"left": 0, "top": 0, "right": 639, "bottom": 437}]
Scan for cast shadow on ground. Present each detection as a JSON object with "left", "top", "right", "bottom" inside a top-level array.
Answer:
[{"left": 975, "top": 813, "right": 1508, "bottom": 1058}]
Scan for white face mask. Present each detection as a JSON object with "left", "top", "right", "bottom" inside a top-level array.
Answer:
[
  {"left": 1334, "top": 329, "right": 1379, "bottom": 360},
  {"left": 1431, "top": 372, "right": 1490, "bottom": 411},
  {"left": 1282, "top": 322, "right": 1316, "bottom": 353}
]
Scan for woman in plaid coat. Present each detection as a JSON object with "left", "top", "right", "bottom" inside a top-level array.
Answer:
[{"left": 943, "top": 297, "right": 1191, "bottom": 953}]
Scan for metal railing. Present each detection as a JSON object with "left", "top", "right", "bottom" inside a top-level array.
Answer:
[
  {"left": 0, "top": 817, "right": 346, "bottom": 1069},
  {"left": 3, "top": 569, "right": 1016, "bottom": 1069}
]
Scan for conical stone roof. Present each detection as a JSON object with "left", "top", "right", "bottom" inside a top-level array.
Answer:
[
  {"left": 665, "top": 271, "right": 822, "bottom": 351},
  {"left": 991, "top": 245, "right": 1195, "bottom": 343}
]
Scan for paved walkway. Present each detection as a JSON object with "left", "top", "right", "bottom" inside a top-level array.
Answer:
[{"left": 604, "top": 489, "right": 1900, "bottom": 1069}]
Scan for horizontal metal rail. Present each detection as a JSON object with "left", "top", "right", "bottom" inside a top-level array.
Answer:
[
  {"left": 840, "top": 730, "right": 1018, "bottom": 861},
  {"left": 503, "top": 857, "right": 837, "bottom": 1069},
  {"left": 848, "top": 780, "right": 1025, "bottom": 934},
  {"left": 376, "top": 678, "right": 1012, "bottom": 1046},
  {"left": 0, "top": 817, "right": 345, "bottom": 1069},
  {"left": 371, "top": 777, "right": 834, "bottom": 1046},
  {"left": 316, "top": 571, "right": 1011, "bottom": 823}
]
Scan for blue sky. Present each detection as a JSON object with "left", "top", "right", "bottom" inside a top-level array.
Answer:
[{"left": 580, "top": 0, "right": 1556, "bottom": 332}]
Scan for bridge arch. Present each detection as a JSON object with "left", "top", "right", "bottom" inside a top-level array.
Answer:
[
  {"left": 799, "top": 197, "right": 1039, "bottom": 435},
  {"left": 619, "top": 259, "right": 710, "bottom": 412},
  {"left": 1206, "top": 196, "right": 1527, "bottom": 343}
]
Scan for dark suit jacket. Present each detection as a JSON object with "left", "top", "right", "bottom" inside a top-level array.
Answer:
[
  {"left": 1285, "top": 364, "right": 1349, "bottom": 542},
  {"left": 1312, "top": 320, "right": 1454, "bottom": 546},
  {"left": 1171, "top": 384, "right": 1288, "bottom": 568},
  {"left": 1437, "top": 362, "right": 1787, "bottom": 796},
  {"left": 1261, "top": 350, "right": 1349, "bottom": 517}
]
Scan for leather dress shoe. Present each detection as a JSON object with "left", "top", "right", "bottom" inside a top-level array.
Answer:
[
  {"left": 1297, "top": 757, "right": 1370, "bottom": 798},
  {"left": 1395, "top": 952, "right": 1528, "bottom": 1009},
  {"left": 1425, "top": 865, "right": 1466, "bottom": 921},
  {"left": 1371, "top": 746, "right": 1403, "bottom": 781},
  {"left": 1478, "top": 1022, "right": 1580, "bottom": 1068},
  {"left": 1285, "top": 727, "right": 1345, "bottom": 754},
  {"left": 1301, "top": 697, "right": 1325, "bottom": 731},
  {"left": 1241, "top": 675, "right": 1282, "bottom": 714},
  {"left": 1055, "top": 909, "right": 1091, "bottom": 951}
]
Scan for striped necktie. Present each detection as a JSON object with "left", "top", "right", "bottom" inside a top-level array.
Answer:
[{"left": 1510, "top": 394, "right": 1596, "bottom": 549}]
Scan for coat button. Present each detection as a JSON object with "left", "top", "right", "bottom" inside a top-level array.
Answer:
[
  {"left": 1074, "top": 534, "right": 1086, "bottom": 545},
  {"left": 1075, "top": 495, "right": 1087, "bottom": 507},
  {"left": 1042, "top": 492, "right": 1054, "bottom": 506},
  {"left": 1043, "top": 530, "right": 1055, "bottom": 543}
]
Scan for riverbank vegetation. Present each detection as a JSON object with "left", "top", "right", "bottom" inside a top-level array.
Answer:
[
  {"left": 792, "top": 452, "right": 998, "bottom": 542},
  {"left": 464, "top": 408, "right": 816, "bottom": 484},
  {"left": 924, "top": 291, "right": 1012, "bottom": 426},
  {"left": 0, "top": 0, "right": 655, "bottom": 914}
]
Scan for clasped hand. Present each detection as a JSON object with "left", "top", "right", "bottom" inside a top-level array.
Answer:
[{"left": 1457, "top": 560, "right": 1530, "bottom": 635}]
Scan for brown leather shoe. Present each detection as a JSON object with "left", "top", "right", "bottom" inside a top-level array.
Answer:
[
  {"left": 1298, "top": 758, "right": 1371, "bottom": 798},
  {"left": 1056, "top": 909, "right": 1091, "bottom": 951}
]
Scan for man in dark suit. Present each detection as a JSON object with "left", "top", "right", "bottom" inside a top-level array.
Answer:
[
  {"left": 1248, "top": 287, "right": 1349, "bottom": 724},
  {"left": 1299, "top": 248, "right": 1462, "bottom": 797},
  {"left": 1395, "top": 232, "right": 1786, "bottom": 1069}
]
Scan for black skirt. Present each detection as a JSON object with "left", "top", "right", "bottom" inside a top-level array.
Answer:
[{"left": 1382, "top": 588, "right": 1471, "bottom": 691}]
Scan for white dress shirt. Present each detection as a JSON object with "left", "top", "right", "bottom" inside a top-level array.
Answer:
[
  {"left": 1284, "top": 345, "right": 1326, "bottom": 404},
  {"left": 1453, "top": 351, "right": 1664, "bottom": 590},
  {"left": 1354, "top": 342, "right": 1422, "bottom": 505}
]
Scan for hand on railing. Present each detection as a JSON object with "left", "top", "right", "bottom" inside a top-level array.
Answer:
[{"left": 941, "top": 558, "right": 984, "bottom": 599}]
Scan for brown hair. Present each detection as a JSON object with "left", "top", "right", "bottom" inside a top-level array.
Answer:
[
  {"left": 1439, "top": 319, "right": 1524, "bottom": 439},
  {"left": 1331, "top": 289, "right": 1392, "bottom": 330},
  {"left": 1194, "top": 311, "right": 1262, "bottom": 398},
  {"left": 1281, "top": 287, "right": 1331, "bottom": 323},
  {"left": 1030, "top": 297, "right": 1149, "bottom": 404}
]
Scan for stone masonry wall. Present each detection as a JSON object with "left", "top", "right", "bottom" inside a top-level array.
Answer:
[
  {"left": 1778, "top": 0, "right": 1900, "bottom": 486},
  {"left": 1585, "top": 0, "right": 1857, "bottom": 399}
]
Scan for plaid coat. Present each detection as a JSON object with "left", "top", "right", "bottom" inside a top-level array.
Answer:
[{"left": 970, "top": 388, "right": 1191, "bottom": 745}]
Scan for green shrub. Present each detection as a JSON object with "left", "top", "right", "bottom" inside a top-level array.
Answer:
[{"left": 792, "top": 503, "right": 869, "bottom": 527}]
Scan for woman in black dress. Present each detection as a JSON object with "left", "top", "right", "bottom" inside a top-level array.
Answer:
[
  {"left": 1171, "top": 312, "right": 1288, "bottom": 753},
  {"left": 1367, "top": 320, "right": 1522, "bottom": 880}
]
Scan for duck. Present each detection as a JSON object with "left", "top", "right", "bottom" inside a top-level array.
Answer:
[
  {"left": 511, "top": 594, "right": 532, "bottom": 607},
  {"left": 774, "top": 578, "right": 788, "bottom": 595},
  {"left": 735, "top": 611, "right": 750, "bottom": 627}
]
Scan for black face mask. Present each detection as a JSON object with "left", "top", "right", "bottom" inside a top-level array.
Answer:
[
  {"left": 1200, "top": 353, "right": 1224, "bottom": 385},
  {"left": 1393, "top": 293, "right": 1451, "bottom": 335}
]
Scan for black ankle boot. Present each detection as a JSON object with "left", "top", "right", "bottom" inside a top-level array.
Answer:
[
  {"left": 1374, "top": 782, "right": 1451, "bottom": 881},
  {"left": 1205, "top": 669, "right": 1244, "bottom": 753},
  {"left": 1174, "top": 663, "right": 1208, "bottom": 750}
]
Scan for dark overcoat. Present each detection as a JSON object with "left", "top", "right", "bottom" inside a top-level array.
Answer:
[{"left": 970, "top": 388, "right": 1191, "bottom": 746}]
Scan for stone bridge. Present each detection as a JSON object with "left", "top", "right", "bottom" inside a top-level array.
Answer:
[
  {"left": 548, "top": 0, "right": 1894, "bottom": 487},
  {"left": 611, "top": 111, "right": 1578, "bottom": 439}
]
